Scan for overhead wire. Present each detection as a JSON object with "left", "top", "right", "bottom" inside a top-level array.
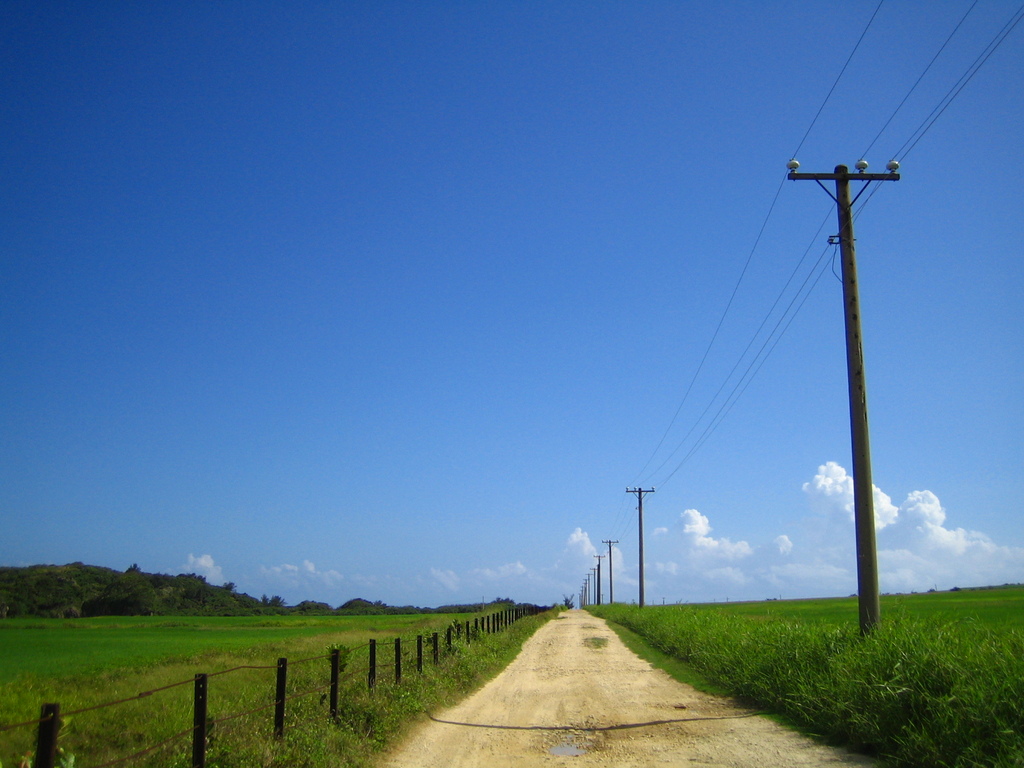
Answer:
[
  {"left": 609, "top": 0, "right": 1017, "bottom": 550},
  {"left": 632, "top": 0, "right": 887, "bottom": 490},
  {"left": 860, "top": 0, "right": 980, "bottom": 160},
  {"left": 639, "top": 0, "right": 1021, "bottom": 490},
  {"left": 632, "top": 171, "right": 790, "bottom": 484},
  {"left": 791, "top": 0, "right": 886, "bottom": 160},
  {"left": 857, "top": 1, "right": 1023, "bottom": 219},
  {"left": 667, "top": 243, "right": 836, "bottom": 482},
  {"left": 659, "top": 231, "right": 836, "bottom": 486},
  {"left": 641, "top": 207, "right": 834, "bottom": 486},
  {"left": 894, "top": 1, "right": 1024, "bottom": 162}
]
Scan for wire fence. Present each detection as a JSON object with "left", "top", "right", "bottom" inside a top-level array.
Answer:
[{"left": 1, "top": 605, "right": 543, "bottom": 768}]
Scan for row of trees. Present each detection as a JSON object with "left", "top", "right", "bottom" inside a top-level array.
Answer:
[
  {"left": 0, "top": 563, "right": 272, "bottom": 618},
  {"left": 0, "top": 563, "right": 522, "bottom": 618}
]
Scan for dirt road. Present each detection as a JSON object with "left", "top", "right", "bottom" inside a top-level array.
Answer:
[{"left": 380, "top": 609, "right": 873, "bottom": 767}]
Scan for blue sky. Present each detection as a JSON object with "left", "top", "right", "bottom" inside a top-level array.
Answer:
[{"left": 3, "top": 1, "right": 1021, "bottom": 608}]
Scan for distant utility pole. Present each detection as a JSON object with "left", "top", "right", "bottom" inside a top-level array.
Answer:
[
  {"left": 787, "top": 159, "right": 899, "bottom": 635},
  {"left": 602, "top": 540, "right": 618, "bottom": 603},
  {"left": 594, "top": 554, "right": 605, "bottom": 605},
  {"left": 590, "top": 567, "right": 598, "bottom": 606},
  {"left": 626, "top": 488, "right": 655, "bottom": 607}
]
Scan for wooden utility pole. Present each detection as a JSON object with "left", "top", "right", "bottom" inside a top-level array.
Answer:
[
  {"left": 594, "top": 554, "right": 605, "bottom": 605},
  {"left": 626, "top": 488, "right": 655, "bottom": 607},
  {"left": 602, "top": 540, "right": 618, "bottom": 603},
  {"left": 787, "top": 160, "right": 899, "bottom": 634}
]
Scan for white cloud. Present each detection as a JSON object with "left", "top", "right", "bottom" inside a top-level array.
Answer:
[
  {"left": 566, "top": 527, "right": 597, "bottom": 558},
  {"left": 635, "top": 463, "right": 1023, "bottom": 603},
  {"left": 182, "top": 554, "right": 224, "bottom": 584},
  {"left": 763, "top": 561, "right": 851, "bottom": 591},
  {"left": 473, "top": 561, "right": 528, "bottom": 580},
  {"left": 898, "top": 490, "right": 996, "bottom": 555},
  {"left": 431, "top": 568, "right": 460, "bottom": 591},
  {"left": 782, "top": 464, "right": 1024, "bottom": 596},
  {"left": 680, "top": 509, "right": 753, "bottom": 559},
  {"left": 802, "top": 461, "right": 899, "bottom": 529},
  {"left": 653, "top": 526, "right": 669, "bottom": 536},
  {"left": 704, "top": 566, "right": 747, "bottom": 585},
  {"left": 260, "top": 560, "right": 344, "bottom": 590},
  {"left": 774, "top": 535, "right": 793, "bottom": 555},
  {"left": 872, "top": 489, "right": 1023, "bottom": 589}
]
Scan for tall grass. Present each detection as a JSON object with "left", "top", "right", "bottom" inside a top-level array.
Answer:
[
  {"left": 592, "top": 604, "right": 1024, "bottom": 767},
  {"left": 1, "top": 612, "right": 555, "bottom": 768}
]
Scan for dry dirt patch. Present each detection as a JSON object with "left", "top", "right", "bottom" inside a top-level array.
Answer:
[{"left": 380, "top": 609, "right": 874, "bottom": 767}]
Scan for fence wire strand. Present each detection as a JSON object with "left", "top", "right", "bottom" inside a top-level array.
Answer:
[
  {"left": 11, "top": 609, "right": 540, "bottom": 767},
  {"left": 84, "top": 725, "right": 194, "bottom": 768},
  {"left": 0, "top": 712, "right": 54, "bottom": 733},
  {"left": 62, "top": 676, "right": 195, "bottom": 717}
]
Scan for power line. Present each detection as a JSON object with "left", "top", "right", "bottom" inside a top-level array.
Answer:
[
  {"left": 633, "top": 172, "right": 789, "bottom": 483},
  {"left": 634, "top": 2, "right": 887, "bottom": 489},
  {"left": 858, "top": 2, "right": 1022, "bottom": 218},
  {"left": 860, "top": 0, "right": 979, "bottom": 160},
  {"left": 660, "top": 241, "right": 835, "bottom": 486},
  {"left": 894, "top": 2, "right": 1024, "bottom": 162},
  {"left": 642, "top": 1, "right": 1015, "bottom": 488},
  {"left": 791, "top": 0, "right": 886, "bottom": 159},
  {"left": 647, "top": 208, "right": 831, "bottom": 487}
]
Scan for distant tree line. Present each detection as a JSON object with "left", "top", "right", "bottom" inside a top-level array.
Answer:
[{"left": 0, "top": 563, "right": 530, "bottom": 618}]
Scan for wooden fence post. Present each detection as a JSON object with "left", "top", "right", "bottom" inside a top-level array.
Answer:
[
  {"left": 329, "top": 649, "right": 339, "bottom": 720},
  {"left": 192, "top": 674, "right": 208, "bottom": 768},
  {"left": 274, "top": 658, "right": 287, "bottom": 738},
  {"left": 446, "top": 626, "right": 452, "bottom": 652},
  {"left": 394, "top": 638, "right": 402, "bottom": 684},
  {"left": 416, "top": 635, "right": 423, "bottom": 674},
  {"left": 369, "top": 640, "right": 376, "bottom": 690},
  {"left": 33, "top": 703, "right": 59, "bottom": 768}
]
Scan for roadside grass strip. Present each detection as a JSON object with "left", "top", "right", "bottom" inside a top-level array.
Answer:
[{"left": 591, "top": 604, "right": 1024, "bottom": 768}]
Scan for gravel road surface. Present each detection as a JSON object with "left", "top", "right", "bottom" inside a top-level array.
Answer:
[{"left": 380, "top": 609, "right": 874, "bottom": 767}]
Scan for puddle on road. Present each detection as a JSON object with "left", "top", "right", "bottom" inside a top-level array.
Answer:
[
  {"left": 549, "top": 731, "right": 589, "bottom": 756},
  {"left": 549, "top": 741, "right": 587, "bottom": 756}
]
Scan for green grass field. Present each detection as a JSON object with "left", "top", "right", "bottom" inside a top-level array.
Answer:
[
  {"left": 682, "top": 584, "right": 1024, "bottom": 627},
  {"left": 592, "top": 587, "right": 1024, "bottom": 768},
  {"left": 1, "top": 610, "right": 553, "bottom": 768},
  {"left": 0, "top": 613, "right": 449, "bottom": 684}
]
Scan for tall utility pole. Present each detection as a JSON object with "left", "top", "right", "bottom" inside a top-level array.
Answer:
[
  {"left": 594, "top": 554, "right": 605, "bottom": 605},
  {"left": 590, "top": 568, "right": 598, "bottom": 606},
  {"left": 602, "top": 540, "right": 618, "bottom": 603},
  {"left": 787, "top": 160, "right": 899, "bottom": 634},
  {"left": 626, "top": 488, "right": 655, "bottom": 607}
]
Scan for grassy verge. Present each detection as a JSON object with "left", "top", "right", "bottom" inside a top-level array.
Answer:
[
  {"left": 600, "top": 618, "right": 732, "bottom": 698},
  {"left": 1, "top": 611, "right": 556, "bottom": 768},
  {"left": 590, "top": 604, "right": 1024, "bottom": 768}
]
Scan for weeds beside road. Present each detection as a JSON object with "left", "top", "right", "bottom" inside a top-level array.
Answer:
[{"left": 591, "top": 603, "right": 1024, "bottom": 768}]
